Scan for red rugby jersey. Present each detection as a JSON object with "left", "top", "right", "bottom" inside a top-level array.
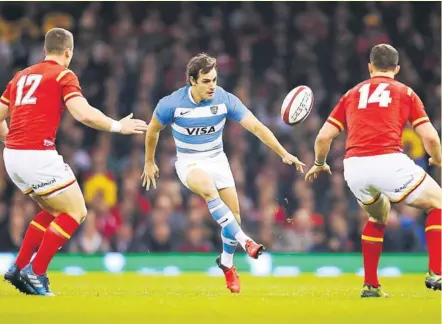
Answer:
[
  {"left": 327, "top": 76, "right": 429, "bottom": 159},
  {"left": 1, "top": 60, "right": 83, "bottom": 150}
]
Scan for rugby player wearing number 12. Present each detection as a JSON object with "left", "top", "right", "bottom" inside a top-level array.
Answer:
[
  {"left": 0, "top": 28, "right": 147, "bottom": 296},
  {"left": 306, "top": 44, "right": 442, "bottom": 297}
]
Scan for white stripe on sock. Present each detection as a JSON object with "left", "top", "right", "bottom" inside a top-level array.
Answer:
[
  {"left": 221, "top": 252, "right": 234, "bottom": 269},
  {"left": 234, "top": 231, "right": 251, "bottom": 250},
  {"left": 209, "top": 203, "right": 224, "bottom": 214},
  {"left": 221, "top": 235, "right": 238, "bottom": 246}
]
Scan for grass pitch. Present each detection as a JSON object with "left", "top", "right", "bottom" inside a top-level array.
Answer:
[{"left": 0, "top": 273, "right": 440, "bottom": 323}]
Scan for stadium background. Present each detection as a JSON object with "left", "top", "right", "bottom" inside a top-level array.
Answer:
[{"left": 0, "top": 2, "right": 440, "bottom": 274}]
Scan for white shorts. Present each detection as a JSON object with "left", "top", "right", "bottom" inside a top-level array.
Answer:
[
  {"left": 343, "top": 153, "right": 427, "bottom": 205},
  {"left": 175, "top": 153, "right": 235, "bottom": 190},
  {"left": 3, "top": 148, "right": 77, "bottom": 198}
]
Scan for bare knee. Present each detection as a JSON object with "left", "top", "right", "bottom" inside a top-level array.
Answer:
[
  {"left": 190, "top": 181, "right": 218, "bottom": 201},
  {"left": 368, "top": 216, "right": 386, "bottom": 224},
  {"left": 69, "top": 204, "right": 88, "bottom": 223},
  {"left": 78, "top": 205, "right": 88, "bottom": 223},
  {"left": 198, "top": 185, "right": 218, "bottom": 201},
  {"left": 425, "top": 197, "right": 442, "bottom": 211},
  {"left": 406, "top": 178, "right": 442, "bottom": 212},
  {"left": 414, "top": 199, "right": 442, "bottom": 213},
  {"left": 186, "top": 169, "right": 218, "bottom": 201},
  {"left": 38, "top": 182, "right": 89, "bottom": 223},
  {"left": 30, "top": 193, "right": 61, "bottom": 217},
  {"left": 362, "top": 194, "right": 390, "bottom": 224}
]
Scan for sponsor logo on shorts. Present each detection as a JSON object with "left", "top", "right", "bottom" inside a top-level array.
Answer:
[
  {"left": 394, "top": 176, "right": 414, "bottom": 193},
  {"left": 32, "top": 178, "right": 56, "bottom": 190}
]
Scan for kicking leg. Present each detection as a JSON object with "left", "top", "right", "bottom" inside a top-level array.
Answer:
[
  {"left": 216, "top": 187, "right": 241, "bottom": 293},
  {"left": 185, "top": 168, "right": 264, "bottom": 257},
  {"left": 218, "top": 187, "right": 240, "bottom": 268}
]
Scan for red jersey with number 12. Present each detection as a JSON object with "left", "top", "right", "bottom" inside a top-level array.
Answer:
[
  {"left": 326, "top": 76, "right": 430, "bottom": 159},
  {"left": 0, "top": 60, "right": 83, "bottom": 150}
]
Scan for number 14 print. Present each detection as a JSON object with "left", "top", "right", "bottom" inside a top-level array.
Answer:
[{"left": 358, "top": 83, "right": 392, "bottom": 109}]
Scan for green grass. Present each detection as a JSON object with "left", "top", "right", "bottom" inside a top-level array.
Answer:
[{"left": 0, "top": 273, "right": 440, "bottom": 323}]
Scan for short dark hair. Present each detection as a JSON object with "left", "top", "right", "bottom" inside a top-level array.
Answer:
[
  {"left": 186, "top": 53, "right": 217, "bottom": 85},
  {"left": 44, "top": 28, "right": 73, "bottom": 54},
  {"left": 369, "top": 44, "right": 399, "bottom": 71}
]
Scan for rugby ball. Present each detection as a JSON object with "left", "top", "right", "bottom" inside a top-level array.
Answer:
[{"left": 281, "top": 85, "right": 314, "bottom": 125}]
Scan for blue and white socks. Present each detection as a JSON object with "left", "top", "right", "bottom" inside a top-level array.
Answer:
[
  {"left": 221, "top": 227, "right": 238, "bottom": 268},
  {"left": 207, "top": 197, "right": 250, "bottom": 267}
]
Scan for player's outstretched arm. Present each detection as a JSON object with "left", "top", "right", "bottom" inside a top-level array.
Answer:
[
  {"left": 66, "top": 97, "right": 147, "bottom": 134},
  {"left": 313, "top": 122, "right": 340, "bottom": 165},
  {"left": 239, "top": 112, "right": 305, "bottom": 172},
  {"left": 415, "top": 123, "right": 442, "bottom": 167},
  {"left": 305, "top": 122, "right": 339, "bottom": 182},
  {"left": 141, "top": 116, "right": 164, "bottom": 190}
]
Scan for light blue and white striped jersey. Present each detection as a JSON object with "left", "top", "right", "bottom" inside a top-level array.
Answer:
[{"left": 154, "top": 85, "right": 250, "bottom": 159}]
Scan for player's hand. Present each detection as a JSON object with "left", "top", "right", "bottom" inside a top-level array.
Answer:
[
  {"left": 141, "top": 162, "right": 160, "bottom": 190},
  {"left": 429, "top": 157, "right": 442, "bottom": 168},
  {"left": 119, "top": 113, "right": 148, "bottom": 135},
  {"left": 281, "top": 153, "right": 306, "bottom": 173},
  {"left": 305, "top": 163, "right": 332, "bottom": 182}
]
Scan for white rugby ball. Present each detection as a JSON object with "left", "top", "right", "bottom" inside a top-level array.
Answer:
[{"left": 281, "top": 85, "right": 314, "bottom": 125}]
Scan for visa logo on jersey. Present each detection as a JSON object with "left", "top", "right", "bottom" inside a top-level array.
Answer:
[{"left": 186, "top": 126, "right": 216, "bottom": 135}]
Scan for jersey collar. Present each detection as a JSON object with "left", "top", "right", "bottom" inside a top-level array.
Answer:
[
  {"left": 371, "top": 75, "right": 394, "bottom": 79},
  {"left": 187, "top": 86, "right": 214, "bottom": 105},
  {"left": 188, "top": 86, "right": 197, "bottom": 104},
  {"left": 43, "top": 59, "right": 61, "bottom": 66}
]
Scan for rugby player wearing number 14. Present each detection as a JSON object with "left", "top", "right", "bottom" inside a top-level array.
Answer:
[{"left": 306, "top": 44, "right": 442, "bottom": 297}]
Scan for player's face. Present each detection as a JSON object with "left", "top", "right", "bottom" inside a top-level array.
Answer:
[{"left": 193, "top": 68, "right": 217, "bottom": 101}]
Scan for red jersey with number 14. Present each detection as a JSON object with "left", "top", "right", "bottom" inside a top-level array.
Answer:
[
  {"left": 326, "top": 76, "right": 430, "bottom": 159},
  {"left": 0, "top": 60, "right": 83, "bottom": 150}
]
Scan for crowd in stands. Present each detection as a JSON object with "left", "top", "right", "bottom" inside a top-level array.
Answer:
[{"left": 0, "top": 2, "right": 440, "bottom": 254}]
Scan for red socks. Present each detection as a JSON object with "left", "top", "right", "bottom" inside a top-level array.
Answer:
[
  {"left": 361, "top": 221, "right": 386, "bottom": 287},
  {"left": 425, "top": 209, "right": 441, "bottom": 275},
  {"left": 15, "top": 211, "right": 55, "bottom": 270},
  {"left": 32, "top": 213, "right": 80, "bottom": 275},
  {"left": 361, "top": 209, "right": 441, "bottom": 285}
]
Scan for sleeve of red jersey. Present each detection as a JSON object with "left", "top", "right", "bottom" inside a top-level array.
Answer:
[
  {"left": 408, "top": 88, "right": 430, "bottom": 128},
  {"left": 57, "top": 70, "right": 84, "bottom": 104},
  {"left": 326, "top": 93, "right": 347, "bottom": 132},
  {"left": 0, "top": 80, "right": 12, "bottom": 106}
]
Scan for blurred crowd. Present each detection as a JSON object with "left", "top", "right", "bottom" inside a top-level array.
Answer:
[{"left": 0, "top": 2, "right": 440, "bottom": 254}]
